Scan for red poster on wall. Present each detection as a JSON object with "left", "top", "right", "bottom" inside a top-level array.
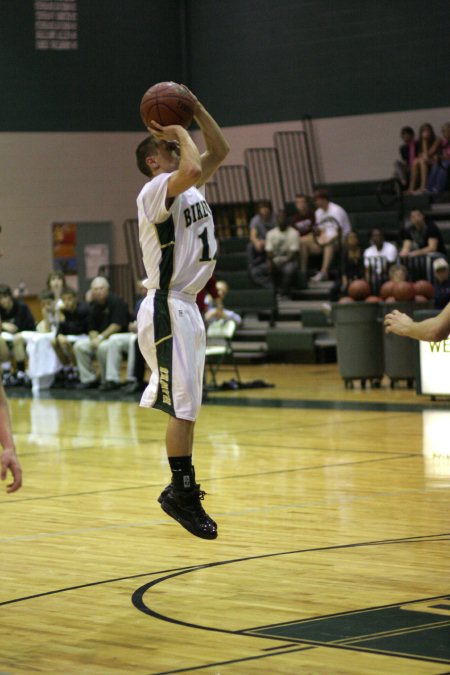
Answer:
[{"left": 52, "top": 222, "right": 77, "bottom": 276}]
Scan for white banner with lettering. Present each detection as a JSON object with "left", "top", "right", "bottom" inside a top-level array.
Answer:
[{"left": 419, "top": 336, "right": 450, "bottom": 395}]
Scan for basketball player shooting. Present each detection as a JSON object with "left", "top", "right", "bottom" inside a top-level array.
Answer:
[{"left": 135, "top": 85, "right": 229, "bottom": 539}]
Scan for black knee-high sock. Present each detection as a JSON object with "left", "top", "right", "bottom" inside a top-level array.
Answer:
[{"left": 168, "top": 456, "right": 195, "bottom": 491}]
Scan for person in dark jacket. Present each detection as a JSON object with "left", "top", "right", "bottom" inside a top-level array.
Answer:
[{"left": 0, "top": 284, "right": 36, "bottom": 386}]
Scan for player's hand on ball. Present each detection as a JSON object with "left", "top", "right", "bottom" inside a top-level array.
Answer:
[
  {"left": 148, "top": 120, "right": 186, "bottom": 142},
  {"left": 179, "top": 84, "right": 200, "bottom": 112},
  {"left": 384, "top": 309, "right": 413, "bottom": 336}
]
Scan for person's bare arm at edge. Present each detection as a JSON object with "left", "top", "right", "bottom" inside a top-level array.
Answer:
[
  {"left": 149, "top": 121, "right": 202, "bottom": 197},
  {"left": 180, "top": 86, "right": 230, "bottom": 186},
  {"left": 0, "top": 384, "right": 22, "bottom": 493},
  {"left": 384, "top": 302, "right": 450, "bottom": 342}
]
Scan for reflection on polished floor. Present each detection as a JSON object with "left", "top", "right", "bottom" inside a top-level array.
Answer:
[{"left": 1, "top": 363, "right": 449, "bottom": 674}]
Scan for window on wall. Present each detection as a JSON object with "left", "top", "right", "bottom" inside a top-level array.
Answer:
[{"left": 34, "top": 0, "right": 78, "bottom": 50}]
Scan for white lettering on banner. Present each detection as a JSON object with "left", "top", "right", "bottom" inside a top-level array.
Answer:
[{"left": 34, "top": 0, "right": 78, "bottom": 50}]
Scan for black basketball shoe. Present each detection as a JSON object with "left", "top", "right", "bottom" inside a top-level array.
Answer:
[{"left": 158, "top": 484, "right": 218, "bottom": 540}]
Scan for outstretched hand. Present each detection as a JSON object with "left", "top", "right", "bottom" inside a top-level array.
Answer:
[
  {"left": 384, "top": 309, "right": 413, "bottom": 337},
  {"left": 1, "top": 448, "right": 22, "bottom": 493}
]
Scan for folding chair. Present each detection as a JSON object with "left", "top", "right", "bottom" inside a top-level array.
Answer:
[{"left": 205, "top": 319, "right": 241, "bottom": 388}]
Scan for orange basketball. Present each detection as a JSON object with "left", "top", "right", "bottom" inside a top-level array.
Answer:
[
  {"left": 380, "top": 280, "right": 395, "bottom": 299},
  {"left": 348, "top": 279, "right": 371, "bottom": 301},
  {"left": 385, "top": 296, "right": 396, "bottom": 303},
  {"left": 415, "top": 294, "right": 428, "bottom": 303},
  {"left": 365, "top": 295, "right": 382, "bottom": 303},
  {"left": 140, "top": 81, "right": 195, "bottom": 129},
  {"left": 338, "top": 296, "right": 355, "bottom": 303},
  {"left": 393, "top": 281, "right": 415, "bottom": 301},
  {"left": 414, "top": 279, "right": 434, "bottom": 299}
]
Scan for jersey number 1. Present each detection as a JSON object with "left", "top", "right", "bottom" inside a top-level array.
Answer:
[{"left": 198, "top": 227, "right": 216, "bottom": 262}]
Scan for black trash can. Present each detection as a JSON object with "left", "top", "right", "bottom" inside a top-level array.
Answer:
[
  {"left": 334, "top": 302, "right": 384, "bottom": 389},
  {"left": 382, "top": 301, "right": 433, "bottom": 388}
]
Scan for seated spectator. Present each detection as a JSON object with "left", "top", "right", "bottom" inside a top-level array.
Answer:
[
  {"left": 300, "top": 189, "right": 352, "bottom": 282},
  {"left": 73, "top": 276, "right": 130, "bottom": 389},
  {"left": 342, "top": 231, "right": 364, "bottom": 287},
  {"left": 247, "top": 200, "right": 276, "bottom": 289},
  {"left": 0, "top": 284, "right": 36, "bottom": 386},
  {"left": 426, "top": 122, "right": 450, "bottom": 194},
  {"left": 331, "top": 231, "right": 365, "bottom": 300},
  {"left": 265, "top": 209, "right": 300, "bottom": 297},
  {"left": 389, "top": 263, "right": 409, "bottom": 283},
  {"left": 290, "top": 194, "right": 315, "bottom": 236},
  {"left": 123, "top": 280, "right": 149, "bottom": 394},
  {"left": 5, "top": 290, "right": 63, "bottom": 391},
  {"left": 363, "top": 228, "right": 398, "bottom": 283},
  {"left": 407, "top": 123, "right": 437, "bottom": 193},
  {"left": 197, "top": 274, "right": 220, "bottom": 319},
  {"left": 204, "top": 280, "right": 242, "bottom": 325},
  {"left": 399, "top": 209, "right": 447, "bottom": 259},
  {"left": 395, "top": 126, "right": 418, "bottom": 189},
  {"left": 35, "top": 290, "right": 58, "bottom": 333},
  {"left": 51, "top": 288, "right": 90, "bottom": 387},
  {"left": 45, "top": 270, "right": 68, "bottom": 312},
  {"left": 432, "top": 258, "right": 450, "bottom": 310}
]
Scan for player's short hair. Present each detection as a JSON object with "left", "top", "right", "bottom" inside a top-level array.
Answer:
[
  {"left": 0, "top": 284, "right": 12, "bottom": 297},
  {"left": 136, "top": 136, "right": 159, "bottom": 177}
]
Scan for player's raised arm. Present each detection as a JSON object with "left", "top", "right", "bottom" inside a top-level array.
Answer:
[
  {"left": 181, "top": 87, "right": 230, "bottom": 186},
  {"left": 384, "top": 302, "right": 450, "bottom": 341}
]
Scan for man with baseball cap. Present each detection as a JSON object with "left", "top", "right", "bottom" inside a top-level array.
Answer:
[{"left": 433, "top": 257, "right": 450, "bottom": 309}]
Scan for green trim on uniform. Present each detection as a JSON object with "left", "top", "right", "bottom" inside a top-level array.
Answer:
[
  {"left": 153, "top": 290, "right": 175, "bottom": 416},
  {"left": 156, "top": 215, "right": 175, "bottom": 290}
]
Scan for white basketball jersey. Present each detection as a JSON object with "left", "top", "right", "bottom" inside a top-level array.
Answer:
[{"left": 137, "top": 173, "right": 217, "bottom": 295}]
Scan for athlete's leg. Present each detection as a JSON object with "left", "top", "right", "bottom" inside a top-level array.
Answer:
[{"left": 166, "top": 416, "right": 194, "bottom": 457}]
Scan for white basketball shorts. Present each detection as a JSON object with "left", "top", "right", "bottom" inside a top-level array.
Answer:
[{"left": 137, "top": 289, "right": 206, "bottom": 421}]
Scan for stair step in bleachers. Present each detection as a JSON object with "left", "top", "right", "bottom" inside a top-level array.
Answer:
[
  {"left": 215, "top": 252, "right": 248, "bottom": 271},
  {"left": 349, "top": 210, "right": 401, "bottom": 231},
  {"left": 315, "top": 180, "right": 381, "bottom": 196},
  {"left": 231, "top": 340, "right": 268, "bottom": 363},
  {"left": 219, "top": 237, "right": 249, "bottom": 254}
]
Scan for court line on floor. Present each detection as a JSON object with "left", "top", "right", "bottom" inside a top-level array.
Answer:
[
  {"left": 131, "top": 534, "right": 450, "bottom": 671},
  {"left": 14, "top": 411, "right": 418, "bottom": 459},
  {"left": 0, "top": 486, "right": 441, "bottom": 544},
  {"left": 0, "top": 452, "right": 416, "bottom": 506},
  {"left": 205, "top": 396, "right": 450, "bottom": 413},
  {"left": 132, "top": 533, "right": 450, "bottom": 675},
  {"left": 148, "top": 645, "right": 315, "bottom": 675},
  {"left": 1, "top": 532, "right": 447, "bottom": 609},
  {"left": 8, "top": 387, "right": 450, "bottom": 412}
]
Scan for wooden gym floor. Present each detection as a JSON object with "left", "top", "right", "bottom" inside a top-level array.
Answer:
[{"left": 1, "top": 363, "right": 449, "bottom": 674}]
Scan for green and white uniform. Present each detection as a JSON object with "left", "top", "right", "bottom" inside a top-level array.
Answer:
[{"left": 136, "top": 172, "right": 217, "bottom": 420}]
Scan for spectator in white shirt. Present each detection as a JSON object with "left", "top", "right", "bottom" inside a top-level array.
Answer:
[
  {"left": 300, "top": 189, "right": 352, "bottom": 282},
  {"left": 265, "top": 209, "right": 300, "bottom": 297},
  {"left": 363, "top": 228, "right": 398, "bottom": 279}
]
